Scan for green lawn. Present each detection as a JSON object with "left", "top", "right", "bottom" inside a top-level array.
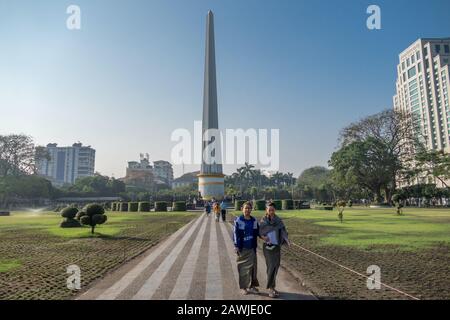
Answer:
[{"left": 243, "top": 207, "right": 450, "bottom": 250}]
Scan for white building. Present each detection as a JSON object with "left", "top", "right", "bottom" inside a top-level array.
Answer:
[
  {"left": 393, "top": 38, "right": 450, "bottom": 186},
  {"left": 37, "top": 143, "right": 95, "bottom": 186},
  {"left": 394, "top": 38, "right": 450, "bottom": 149},
  {"left": 153, "top": 160, "right": 174, "bottom": 185}
]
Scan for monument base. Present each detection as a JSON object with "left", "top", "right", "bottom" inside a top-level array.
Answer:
[{"left": 198, "top": 174, "right": 225, "bottom": 200}]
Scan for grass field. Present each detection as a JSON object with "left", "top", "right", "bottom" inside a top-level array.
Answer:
[
  {"left": 0, "top": 211, "right": 197, "bottom": 300},
  {"left": 1, "top": 207, "right": 449, "bottom": 300},
  {"left": 235, "top": 207, "right": 450, "bottom": 300}
]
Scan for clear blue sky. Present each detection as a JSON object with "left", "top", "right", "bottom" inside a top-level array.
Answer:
[{"left": 1, "top": 0, "right": 450, "bottom": 178}]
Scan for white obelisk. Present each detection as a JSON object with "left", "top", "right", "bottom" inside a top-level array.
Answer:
[{"left": 198, "top": 10, "right": 225, "bottom": 200}]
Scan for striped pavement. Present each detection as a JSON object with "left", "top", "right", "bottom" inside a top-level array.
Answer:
[{"left": 77, "top": 213, "right": 315, "bottom": 300}]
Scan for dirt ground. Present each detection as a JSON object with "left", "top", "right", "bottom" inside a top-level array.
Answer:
[{"left": 0, "top": 213, "right": 197, "bottom": 300}]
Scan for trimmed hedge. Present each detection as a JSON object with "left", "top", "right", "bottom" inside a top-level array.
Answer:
[
  {"left": 282, "top": 199, "right": 294, "bottom": 210},
  {"left": 235, "top": 200, "right": 247, "bottom": 211},
  {"left": 155, "top": 201, "right": 168, "bottom": 212},
  {"left": 315, "top": 205, "right": 334, "bottom": 211},
  {"left": 172, "top": 201, "right": 187, "bottom": 212},
  {"left": 271, "top": 200, "right": 282, "bottom": 210},
  {"left": 119, "top": 202, "right": 129, "bottom": 212},
  {"left": 253, "top": 200, "right": 266, "bottom": 211},
  {"left": 111, "top": 202, "right": 117, "bottom": 211},
  {"left": 128, "top": 202, "right": 139, "bottom": 212},
  {"left": 138, "top": 202, "right": 151, "bottom": 212}
]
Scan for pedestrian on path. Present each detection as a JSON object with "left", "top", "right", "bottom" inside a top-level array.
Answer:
[
  {"left": 233, "top": 201, "right": 260, "bottom": 295},
  {"left": 213, "top": 202, "right": 221, "bottom": 222},
  {"left": 205, "top": 201, "right": 211, "bottom": 217},
  {"left": 220, "top": 200, "right": 227, "bottom": 222},
  {"left": 259, "top": 202, "right": 290, "bottom": 298}
]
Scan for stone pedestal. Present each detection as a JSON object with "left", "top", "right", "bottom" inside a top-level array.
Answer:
[{"left": 198, "top": 174, "right": 224, "bottom": 200}]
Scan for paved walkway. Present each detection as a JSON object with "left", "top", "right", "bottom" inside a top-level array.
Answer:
[{"left": 77, "top": 214, "right": 315, "bottom": 300}]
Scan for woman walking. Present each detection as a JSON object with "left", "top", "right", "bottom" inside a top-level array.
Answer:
[
  {"left": 233, "top": 202, "right": 260, "bottom": 295},
  {"left": 259, "top": 202, "right": 290, "bottom": 298},
  {"left": 213, "top": 202, "right": 221, "bottom": 222}
]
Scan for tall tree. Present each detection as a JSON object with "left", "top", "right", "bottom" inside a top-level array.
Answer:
[{"left": 335, "top": 109, "right": 420, "bottom": 202}]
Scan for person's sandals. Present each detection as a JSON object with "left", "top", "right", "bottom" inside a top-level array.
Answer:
[
  {"left": 247, "top": 287, "right": 259, "bottom": 294},
  {"left": 268, "top": 289, "right": 279, "bottom": 298},
  {"left": 240, "top": 289, "right": 249, "bottom": 295}
]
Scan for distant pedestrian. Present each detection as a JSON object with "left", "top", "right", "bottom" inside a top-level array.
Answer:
[
  {"left": 220, "top": 200, "right": 227, "bottom": 222},
  {"left": 205, "top": 201, "right": 211, "bottom": 216},
  {"left": 233, "top": 202, "right": 260, "bottom": 295},
  {"left": 259, "top": 202, "right": 290, "bottom": 298},
  {"left": 213, "top": 202, "right": 220, "bottom": 222}
]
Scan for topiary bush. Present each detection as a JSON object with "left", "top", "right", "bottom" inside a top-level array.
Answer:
[
  {"left": 78, "top": 203, "right": 108, "bottom": 234},
  {"left": 235, "top": 200, "right": 247, "bottom": 211},
  {"left": 172, "top": 201, "right": 187, "bottom": 211},
  {"left": 111, "top": 202, "right": 117, "bottom": 211},
  {"left": 272, "top": 200, "right": 282, "bottom": 210},
  {"left": 253, "top": 200, "right": 266, "bottom": 211},
  {"left": 282, "top": 199, "right": 294, "bottom": 210},
  {"left": 119, "top": 202, "right": 128, "bottom": 212},
  {"left": 155, "top": 201, "right": 167, "bottom": 212},
  {"left": 128, "top": 202, "right": 139, "bottom": 212},
  {"left": 138, "top": 202, "right": 151, "bottom": 212},
  {"left": 60, "top": 206, "right": 81, "bottom": 228}
]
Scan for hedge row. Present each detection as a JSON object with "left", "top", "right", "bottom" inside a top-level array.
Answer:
[{"left": 234, "top": 199, "right": 312, "bottom": 211}]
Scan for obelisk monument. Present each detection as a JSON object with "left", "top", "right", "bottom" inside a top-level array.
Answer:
[{"left": 198, "top": 10, "right": 225, "bottom": 200}]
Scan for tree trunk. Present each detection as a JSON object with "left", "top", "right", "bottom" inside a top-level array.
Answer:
[{"left": 91, "top": 225, "right": 95, "bottom": 234}]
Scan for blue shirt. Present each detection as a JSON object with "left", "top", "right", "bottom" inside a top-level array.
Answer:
[{"left": 233, "top": 215, "right": 259, "bottom": 250}]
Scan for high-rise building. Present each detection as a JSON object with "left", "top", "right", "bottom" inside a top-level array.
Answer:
[
  {"left": 393, "top": 38, "right": 450, "bottom": 150},
  {"left": 153, "top": 160, "right": 174, "bottom": 185},
  {"left": 37, "top": 143, "right": 95, "bottom": 186}
]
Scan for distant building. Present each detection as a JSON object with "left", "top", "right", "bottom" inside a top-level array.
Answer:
[
  {"left": 121, "top": 154, "right": 173, "bottom": 188},
  {"left": 153, "top": 160, "right": 174, "bottom": 185},
  {"left": 393, "top": 38, "right": 450, "bottom": 187},
  {"left": 394, "top": 38, "right": 450, "bottom": 151},
  {"left": 122, "top": 154, "right": 155, "bottom": 188},
  {"left": 37, "top": 142, "right": 95, "bottom": 186},
  {"left": 172, "top": 171, "right": 199, "bottom": 189}
]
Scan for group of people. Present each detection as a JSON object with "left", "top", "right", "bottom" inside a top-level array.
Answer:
[
  {"left": 233, "top": 201, "right": 289, "bottom": 298},
  {"left": 204, "top": 199, "right": 227, "bottom": 222}
]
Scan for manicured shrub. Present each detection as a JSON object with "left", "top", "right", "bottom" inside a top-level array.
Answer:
[
  {"left": 235, "top": 200, "right": 247, "bottom": 211},
  {"left": 128, "top": 202, "right": 139, "bottom": 212},
  {"left": 253, "top": 200, "right": 266, "bottom": 211},
  {"left": 272, "top": 200, "right": 282, "bottom": 210},
  {"left": 119, "top": 202, "right": 128, "bottom": 212},
  {"left": 282, "top": 199, "right": 294, "bottom": 210},
  {"left": 172, "top": 201, "right": 186, "bottom": 211},
  {"left": 79, "top": 203, "right": 108, "bottom": 234},
  {"left": 61, "top": 207, "right": 78, "bottom": 219},
  {"left": 111, "top": 202, "right": 117, "bottom": 211},
  {"left": 60, "top": 206, "right": 81, "bottom": 228},
  {"left": 347, "top": 200, "right": 353, "bottom": 208},
  {"left": 155, "top": 201, "right": 168, "bottom": 212},
  {"left": 138, "top": 202, "right": 151, "bottom": 212}
]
